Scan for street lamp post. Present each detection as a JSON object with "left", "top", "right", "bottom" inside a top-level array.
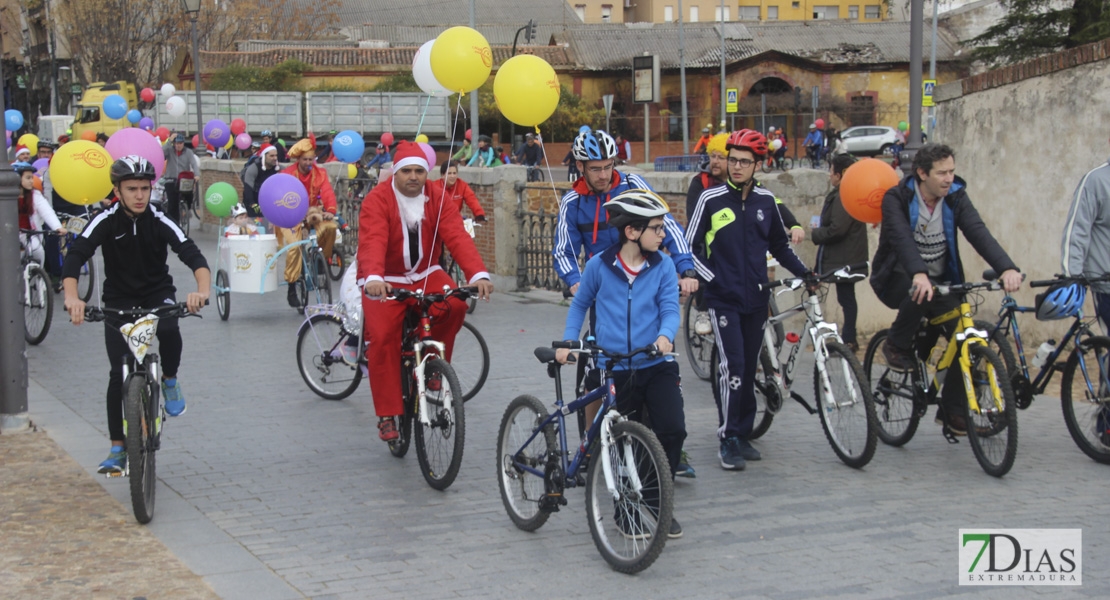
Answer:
[{"left": 181, "top": 0, "right": 204, "bottom": 142}]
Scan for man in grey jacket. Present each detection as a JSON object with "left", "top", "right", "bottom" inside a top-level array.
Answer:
[
  {"left": 162, "top": 134, "right": 200, "bottom": 223},
  {"left": 1061, "top": 137, "right": 1110, "bottom": 327}
]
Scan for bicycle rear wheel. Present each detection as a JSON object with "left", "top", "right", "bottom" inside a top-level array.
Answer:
[
  {"left": 310, "top": 252, "right": 332, "bottom": 305},
  {"left": 683, "top": 294, "right": 712, "bottom": 380},
  {"left": 215, "top": 269, "right": 230, "bottom": 321},
  {"left": 414, "top": 358, "right": 465, "bottom": 490},
  {"left": 328, "top": 251, "right": 345, "bottom": 281},
  {"left": 964, "top": 344, "right": 1018, "bottom": 477},
  {"left": 863, "top": 329, "right": 920, "bottom": 446},
  {"left": 24, "top": 264, "right": 53, "bottom": 345},
  {"left": 1060, "top": 336, "right": 1110, "bottom": 464},
  {"left": 295, "top": 314, "right": 362, "bottom": 400},
  {"left": 453, "top": 321, "right": 490, "bottom": 402},
  {"left": 585, "top": 420, "right": 673, "bottom": 574},
  {"left": 497, "top": 395, "right": 556, "bottom": 531},
  {"left": 124, "top": 376, "right": 156, "bottom": 524},
  {"left": 815, "top": 341, "right": 878, "bottom": 468},
  {"left": 447, "top": 259, "right": 477, "bottom": 314},
  {"left": 710, "top": 344, "right": 775, "bottom": 439},
  {"left": 65, "top": 236, "right": 97, "bottom": 302},
  {"left": 177, "top": 200, "right": 191, "bottom": 237}
]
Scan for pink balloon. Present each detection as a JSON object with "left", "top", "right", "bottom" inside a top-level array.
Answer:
[
  {"left": 380, "top": 132, "right": 394, "bottom": 147},
  {"left": 105, "top": 128, "right": 166, "bottom": 179},
  {"left": 235, "top": 132, "right": 252, "bottom": 150},
  {"left": 418, "top": 142, "right": 436, "bottom": 170}
]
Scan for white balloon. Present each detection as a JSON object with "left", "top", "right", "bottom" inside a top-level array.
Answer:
[
  {"left": 770, "top": 139, "right": 783, "bottom": 151},
  {"left": 412, "top": 39, "right": 452, "bottom": 96},
  {"left": 160, "top": 83, "right": 176, "bottom": 98},
  {"left": 165, "top": 96, "right": 187, "bottom": 117}
]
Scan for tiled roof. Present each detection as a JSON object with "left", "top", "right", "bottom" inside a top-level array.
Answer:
[
  {"left": 339, "top": 23, "right": 571, "bottom": 48},
  {"left": 317, "top": 0, "right": 582, "bottom": 29},
  {"left": 198, "top": 45, "right": 575, "bottom": 72},
  {"left": 745, "top": 21, "right": 964, "bottom": 64}
]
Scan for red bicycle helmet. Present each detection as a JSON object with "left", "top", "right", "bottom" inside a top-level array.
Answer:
[{"left": 725, "top": 129, "right": 769, "bottom": 157}]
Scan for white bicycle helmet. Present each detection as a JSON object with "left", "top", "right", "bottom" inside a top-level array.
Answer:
[
  {"left": 603, "top": 189, "right": 669, "bottom": 231},
  {"left": 572, "top": 129, "right": 618, "bottom": 161}
]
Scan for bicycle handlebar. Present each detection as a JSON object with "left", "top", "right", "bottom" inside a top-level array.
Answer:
[
  {"left": 760, "top": 261, "right": 869, "bottom": 292},
  {"left": 1027, "top": 273, "right": 1110, "bottom": 288},
  {"left": 551, "top": 339, "right": 667, "bottom": 364},
  {"left": 83, "top": 301, "right": 207, "bottom": 323},
  {"left": 379, "top": 285, "right": 478, "bottom": 304}
]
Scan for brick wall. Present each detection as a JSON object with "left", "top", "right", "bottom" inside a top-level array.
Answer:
[{"left": 961, "top": 37, "right": 1110, "bottom": 96}]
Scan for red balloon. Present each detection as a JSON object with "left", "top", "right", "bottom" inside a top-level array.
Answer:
[
  {"left": 380, "top": 132, "right": 394, "bottom": 147},
  {"left": 191, "top": 134, "right": 200, "bottom": 148},
  {"left": 140, "top": 87, "right": 155, "bottom": 103},
  {"left": 465, "top": 128, "right": 472, "bottom": 141},
  {"left": 815, "top": 118, "right": 826, "bottom": 129},
  {"left": 840, "top": 158, "right": 900, "bottom": 224},
  {"left": 230, "top": 118, "right": 247, "bottom": 136},
  {"left": 155, "top": 126, "right": 170, "bottom": 142}
]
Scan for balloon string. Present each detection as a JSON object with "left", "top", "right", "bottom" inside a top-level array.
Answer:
[
  {"left": 425, "top": 93, "right": 465, "bottom": 279},
  {"left": 535, "top": 128, "right": 560, "bottom": 199},
  {"left": 415, "top": 95, "right": 433, "bottom": 137}
]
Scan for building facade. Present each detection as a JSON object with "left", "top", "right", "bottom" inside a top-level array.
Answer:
[{"left": 569, "top": 0, "right": 888, "bottom": 22}]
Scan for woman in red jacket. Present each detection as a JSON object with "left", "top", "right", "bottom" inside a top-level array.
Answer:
[{"left": 429, "top": 160, "right": 486, "bottom": 222}]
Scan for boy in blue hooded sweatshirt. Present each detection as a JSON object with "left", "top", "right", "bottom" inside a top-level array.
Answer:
[{"left": 555, "top": 189, "right": 687, "bottom": 539}]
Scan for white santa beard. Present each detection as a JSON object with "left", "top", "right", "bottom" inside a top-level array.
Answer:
[{"left": 393, "top": 182, "right": 426, "bottom": 231}]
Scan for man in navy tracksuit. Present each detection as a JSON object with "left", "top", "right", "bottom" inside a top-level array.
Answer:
[
  {"left": 687, "top": 130, "right": 809, "bottom": 471},
  {"left": 556, "top": 190, "right": 686, "bottom": 538}
]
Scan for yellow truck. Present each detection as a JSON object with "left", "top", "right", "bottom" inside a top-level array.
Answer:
[{"left": 70, "top": 81, "right": 138, "bottom": 140}]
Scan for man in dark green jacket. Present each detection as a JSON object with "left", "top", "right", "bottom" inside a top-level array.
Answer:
[{"left": 811, "top": 154, "right": 868, "bottom": 350}]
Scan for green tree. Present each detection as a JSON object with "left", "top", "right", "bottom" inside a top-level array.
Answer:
[
  {"left": 972, "top": 0, "right": 1110, "bottom": 66},
  {"left": 208, "top": 60, "right": 310, "bottom": 91},
  {"left": 370, "top": 73, "right": 421, "bottom": 93}
]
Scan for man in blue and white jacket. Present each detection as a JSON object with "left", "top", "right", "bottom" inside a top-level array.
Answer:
[
  {"left": 556, "top": 190, "right": 687, "bottom": 538},
  {"left": 553, "top": 128, "right": 699, "bottom": 296}
]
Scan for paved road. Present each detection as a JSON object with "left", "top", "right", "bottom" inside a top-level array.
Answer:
[{"left": 23, "top": 226, "right": 1108, "bottom": 598}]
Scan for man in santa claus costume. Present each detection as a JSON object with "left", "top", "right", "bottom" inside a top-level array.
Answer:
[
  {"left": 357, "top": 141, "right": 493, "bottom": 442},
  {"left": 278, "top": 135, "right": 339, "bottom": 308}
]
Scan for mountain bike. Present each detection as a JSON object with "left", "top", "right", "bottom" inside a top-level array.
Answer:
[
  {"left": 83, "top": 302, "right": 202, "bottom": 523},
  {"left": 380, "top": 286, "right": 473, "bottom": 490},
  {"left": 526, "top": 165, "right": 544, "bottom": 182},
  {"left": 48, "top": 209, "right": 100, "bottom": 302},
  {"left": 863, "top": 279, "right": 1018, "bottom": 477},
  {"left": 174, "top": 171, "right": 197, "bottom": 236},
  {"left": 710, "top": 264, "right": 878, "bottom": 467},
  {"left": 497, "top": 340, "right": 674, "bottom": 574},
  {"left": 296, "top": 303, "right": 489, "bottom": 403},
  {"left": 977, "top": 271, "right": 1110, "bottom": 464},
  {"left": 19, "top": 229, "right": 54, "bottom": 345}
]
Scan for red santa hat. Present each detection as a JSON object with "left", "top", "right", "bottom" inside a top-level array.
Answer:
[
  {"left": 392, "top": 140, "right": 428, "bottom": 172},
  {"left": 258, "top": 143, "right": 277, "bottom": 158},
  {"left": 14, "top": 145, "right": 30, "bottom": 158}
]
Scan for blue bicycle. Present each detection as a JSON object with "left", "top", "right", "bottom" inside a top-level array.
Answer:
[{"left": 496, "top": 340, "right": 674, "bottom": 574}]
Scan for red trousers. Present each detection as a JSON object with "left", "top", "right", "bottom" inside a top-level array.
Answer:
[{"left": 362, "top": 270, "right": 466, "bottom": 417}]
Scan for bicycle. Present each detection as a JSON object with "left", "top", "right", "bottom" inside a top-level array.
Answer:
[
  {"left": 684, "top": 291, "right": 785, "bottom": 382},
  {"left": 173, "top": 171, "right": 197, "bottom": 237},
  {"left": 56, "top": 211, "right": 99, "bottom": 302},
  {"left": 497, "top": 340, "right": 674, "bottom": 574},
  {"left": 526, "top": 165, "right": 544, "bottom": 182},
  {"left": 444, "top": 217, "right": 481, "bottom": 314},
  {"left": 710, "top": 264, "right": 878, "bottom": 467},
  {"left": 82, "top": 302, "right": 202, "bottom": 524},
  {"left": 375, "top": 286, "right": 472, "bottom": 490},
  {"left": 863, "top": 279, "right": 1018, "bottom": 477},
  {"left": 296, "top": 302, "right": 489, "bottom": 403},
  {"left": 19, "top": 229, "right": 54, "bottom": 345},
  {"left": 760, "top": 155, "right": 794, "bottom": 173},
  {"left": 280, "top": 225, "right": 333, "bottom": 313},
  {"left": 977, "top": 271, "right": 1110, "bottom": 464}
]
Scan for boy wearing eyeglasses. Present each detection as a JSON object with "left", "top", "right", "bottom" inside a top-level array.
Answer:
[{"left": 686, "top": 129, "right": 810, "bottom": 472}]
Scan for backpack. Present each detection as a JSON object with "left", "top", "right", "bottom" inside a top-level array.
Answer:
[{"left": 239, "top": 155, "right": 261, "bottom": 186}]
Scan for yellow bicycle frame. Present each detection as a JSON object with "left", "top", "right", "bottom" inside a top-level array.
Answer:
[{"left": 925, "top": 300, "right": 1003, "bottom": 416}]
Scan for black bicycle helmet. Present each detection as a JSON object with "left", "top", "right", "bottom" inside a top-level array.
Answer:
[
  {"left": 110, "top": 155, "right": 157, "bottom": 185},
  {"left": 603, "top": 188, "right": 670, "bottom": 232}
]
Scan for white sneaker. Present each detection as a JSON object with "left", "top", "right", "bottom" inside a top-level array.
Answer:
[{"left": 694, "top": 312, "right": 712, "bottom": 336}]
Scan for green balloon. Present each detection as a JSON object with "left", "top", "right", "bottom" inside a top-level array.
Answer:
[
  {"left": 205, "top": 181, "right": 239, "bottom": 217},
  {"left": 897, "top": 121, "right": 908, "bottom": 132}
]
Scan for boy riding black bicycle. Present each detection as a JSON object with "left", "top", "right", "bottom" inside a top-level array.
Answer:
[{"left": 63, "top": 156, "right": 210, "bottom": 475}]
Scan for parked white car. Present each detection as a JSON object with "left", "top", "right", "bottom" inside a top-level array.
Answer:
[{"left": 839, "top": 125, "right": 900, "bottom": 156}]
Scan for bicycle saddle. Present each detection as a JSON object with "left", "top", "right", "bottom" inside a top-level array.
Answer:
[{"left": 534, "top": 347, "right": 557, "bottom": 364}]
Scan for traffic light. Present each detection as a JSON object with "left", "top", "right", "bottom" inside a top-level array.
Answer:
[{"left": 525, "top": 19, "right": 536, "bottom": 44}]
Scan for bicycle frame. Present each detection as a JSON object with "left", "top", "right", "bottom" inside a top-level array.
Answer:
[{"left": 917, "top": 299, "right": 995, "bottom": 414}]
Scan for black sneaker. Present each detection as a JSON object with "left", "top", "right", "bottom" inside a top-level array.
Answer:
[
  {"left": 736, "top": 438, "right": 762, "bottom": 461},
  {"left": 718, "top": 437, "right": 746, "bottom": 471},
  {"left": 882, "top": 341, "right": 916, "bottom": 371},
  {"left": 287, "top": 284, "right": 301, "bottom": 309},
  {"left": 668, "top": 517, "right": 683, "bottom": 539}
]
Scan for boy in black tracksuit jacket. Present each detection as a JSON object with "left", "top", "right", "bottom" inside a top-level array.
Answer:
[{"left": 686, "top": 133, "right": 809, "bottom": 471}]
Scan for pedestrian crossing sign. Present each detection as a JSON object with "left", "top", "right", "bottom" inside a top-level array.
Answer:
[
  {"left": 923, "top": 80, "right": 936, "bottom": 107},
  {"left": 726, "top": 88, "right": 738, "bottom": 113}
]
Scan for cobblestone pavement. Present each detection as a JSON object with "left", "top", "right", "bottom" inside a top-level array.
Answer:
[
  {"left": 18, "top": 226, "right": 1109, "bottom": 598},
  {"left": 0, "top": 429, "right": 218, "bottom": 599}
]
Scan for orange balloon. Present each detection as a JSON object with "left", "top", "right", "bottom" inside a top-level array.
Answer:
[
  {"left": 840, "top": 158, "right": 900, "bottom": 224},
  {"left": 81, "top": 130, "right": 97, "bottom": 142}
]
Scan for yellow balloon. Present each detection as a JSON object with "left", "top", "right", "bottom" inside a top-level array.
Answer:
[
  {"left": 415, "top": 134, "right": 429, "bottom": 144},
  {"left": 49, "top": 141, "right": 114, "bottom": 205},
  {"left": 224, "top": 135, "right": 234, "bottom": 150},
  {"left": 493, "top": 55, "right": 561, "bottom": 127},
  {"left": 429, "top": 26, "right": 492, "bottom": 93},
  {"left": 18, "top": 133, "right": 40, "bottom": 155},
  {"left": 347, "top": 163, "right": 357, "bottom": 179}
]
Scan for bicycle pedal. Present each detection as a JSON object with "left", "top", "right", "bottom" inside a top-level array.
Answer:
[
  {"left": 941, "top": 429, "right": 961, "bottom": 444},
  {"left": 105, "top": 471, "right": 125, "bottom": 478},
  {"left": 574, "top": 473, "right": 586, "bottom": 486}
]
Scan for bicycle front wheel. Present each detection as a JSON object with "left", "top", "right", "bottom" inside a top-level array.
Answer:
[
  {"left": 815, "top": 341, "right": 878, "bottom": 468},
  {"left": 964, "top": 344, "right": 1018, "bottom": 477},
  {"left": 497, "top": 395, "right": 556, "bottom": 531},
  {"left": 295, "top": 314, "right": 362, "bottom": 400},
  {"left": 24, "top": 264, "right": 53, "bottom": 345},
  {"left": 124, "top": 376, "right": 156, "bottom": 524},
  {"left": 178, "top": 201, "right": 190, "bottom": 237},
  {"left": 863, "top": 329, "right": 920, "bottom": 446},
  {"left": 453, "top": 321, "right": 490, "bottom": 402},
  {"left": 683, "top": 294, "right": 713, "bottom": 380},
  {"left": 585, "top": 420, "right": 673, "bottom": 574},
  {"left": 76, "top": 251, "right": 96, "bottom": 302},
  {"left": 328, "top": 251, "right": 345, "bottom": 281},
  {"left": 1060, "top": 336, "right": 1110, "bottom": 464},
  {"left": 216, "top": 269, "right": 230, "bottom": 321},
  {"left": 414, "top": 358, "right": 465, "bottom": 490}
]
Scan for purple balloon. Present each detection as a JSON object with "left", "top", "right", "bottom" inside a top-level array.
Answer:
[
  {"left": 203, "top": 118, "right": 231, "bottom": 148},
  {"left": 105, "top": 128, "right": 167, "bottom": 179},
  {"left": 259, "top": 173, "right": 309, "bottom": 228},
  {"left": 32, "top": 157, "right": 49, "bottom": 174},
  {"left": 139, "top": 117, "right": 154, "bottom": 131},
  {"left": 234, "top": 132, "right": 252, "bottom": 150}
]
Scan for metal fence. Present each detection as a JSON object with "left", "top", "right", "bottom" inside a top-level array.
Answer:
[
  {"left": 654, "top": 155, "right": 705, "bottom": 172},
  {"left": 516, "top": 182, "right": 572, "bottom": 292}
]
